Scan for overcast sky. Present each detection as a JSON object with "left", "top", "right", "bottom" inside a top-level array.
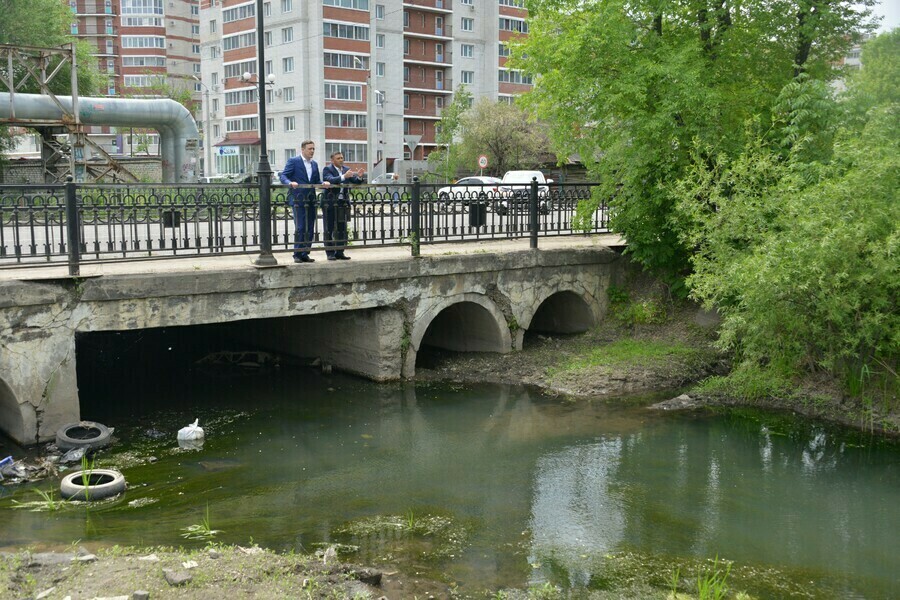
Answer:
[{"left": 873, "top": 0, "right": 899, "bottom": 31}]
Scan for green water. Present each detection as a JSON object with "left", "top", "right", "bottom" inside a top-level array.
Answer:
[{"left": 1, "top": 368, "right": 898, "bottom": 598}]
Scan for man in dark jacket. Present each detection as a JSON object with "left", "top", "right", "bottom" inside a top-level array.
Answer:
[
  {"left": 279, "top": 140, "right": 330, "bottom": 263},
  {"left": 321, "top": 151, "right": 364, "bottom": 260}
]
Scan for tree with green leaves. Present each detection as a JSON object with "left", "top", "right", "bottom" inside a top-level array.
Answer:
[
  {"left": 427, "top": 86, "right": 473, "bottom": 181},
  {"left": 0, "top": 0, "right": 105, "bottom": 163},
  {"left": 515, "top": 0, "right": 876, "bottom": 286},
  {"left": 673, "top": 29, "right": 898, "bottom": 405},
  {"left": 457, "top": 98, "right": 550, "bottom": 177}
]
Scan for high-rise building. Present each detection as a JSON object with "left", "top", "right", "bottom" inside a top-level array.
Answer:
[
  {"left": 198, "top": 0, "right": 533, "bottom": 177},
  {"left": 67, "top": 0, "right": 202, "bottom": 156}
]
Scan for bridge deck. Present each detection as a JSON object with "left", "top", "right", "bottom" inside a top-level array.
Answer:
[{"left": 0, "top": 234, "right": 624, "bottom": 282}]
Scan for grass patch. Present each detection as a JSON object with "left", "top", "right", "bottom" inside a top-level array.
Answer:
[{"left": 552, "top": 339, "right": 697, "bottom": 374}]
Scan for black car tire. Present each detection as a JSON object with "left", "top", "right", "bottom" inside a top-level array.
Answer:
[{"left": 56, "top": 421, "right": 112, "bottom": 451}]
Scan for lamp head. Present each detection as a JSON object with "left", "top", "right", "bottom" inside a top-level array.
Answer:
[
  {"left": 266, "top": 73, "right": 276, "bottom": 84},
  {"left": 241, "top": 72, "right": 252, "bottom": 82}
]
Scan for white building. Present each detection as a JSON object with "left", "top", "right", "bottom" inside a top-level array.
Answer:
[{"left": 198, "top": 0, "right": 533, "bottom": 177}]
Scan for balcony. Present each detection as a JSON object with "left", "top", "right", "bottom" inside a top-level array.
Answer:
[{"left": 402, "top": 1, "right": 453, "bottom": 14}]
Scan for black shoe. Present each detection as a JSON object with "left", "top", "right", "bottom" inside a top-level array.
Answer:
[
  {"left": 335, "top": 254, "right": 351, "bottom": 260},
  {"left": 326, "top": 255, "right": 337, "bottom": 261},
  {"left": 300, "top": 255, "right": 316, "bottom": 263},
  {"left": 292, "top": 256, "right": 303, "bottom": 263}
]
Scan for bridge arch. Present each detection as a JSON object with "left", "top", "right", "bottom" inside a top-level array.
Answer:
[
  {"left": 521, "top": 287, "right": 599, "bottom": 345},
  {"left": 404, "top": 293, "right": 511, "bottom": 377},
  {"left": 0, "top": 376, "right": 25, "bottom": 446}
]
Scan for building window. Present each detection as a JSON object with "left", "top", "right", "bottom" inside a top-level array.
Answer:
[
  {"left": 325, "top": 143, "right": 366, "bottom": 162},
  {"left": 403, "top": 10, "right": 409, "bottom": 28},
  {"left": 376, "top": 62, "right": 385, "bottom": 77},
  {"left": 461, "top": 44, "right": 473, "bottom": 58},
  {"left": 223, "top": 3, "right": 255, "bottom": 23},
  {"left": 281, "top": 27, "right": 293, "bottom": 43},
  {"left": 266, "top": 89, "right": 274, "bottom": 104},
  {"left": 403, "top": 67, "right": 409, "bottom": 82},
  {"left": 283, "top": 86, "right": 295, "bottom": 102},
  {"left": 267, "top": 118, "right": 275, "bottom": 132},
  {"left": 403, "top": 39, "right": 409, "bottom": 55},
  {"left": 376, "top": 34, "right": 384, "bottom": 48},
  {"left": 193, "top": 63, "right": 201, "bottom": 73},
  {"left": 192, "top": 24, "right": 200, "bottom": 35},
  {"left": 284, "top": 116, "right": 296, "bottom": 131},
  {"left": 404, "top": 120, "right": 410, "bottom": 134},
  {"left": 226, "top": 117, "right": 259, "bottom": 132},
  {"left": 375, "top": 4, "right": 384, "bottom": 19},
  {"left": 461, "top": 17, "right": 473, "bottom": 32},
  {"left": 225, "top": 60, "right": 256, "bottom": 80},
  {"left": 265, "top": 60, "right": 273, "bottom": 76},
  {"left": 324, "top": 82, "right": 363, "bottom": 101},
  {"left": 122, "top": 35, "right": 166, "bottom": 48},
  {"left": 323, "top": 22, "right": 369, "bottom": 41},
  {"left": 325, "top": 113, "right": 367, "bottom": 128},
  {"left": 213, "top": 124, "right": 221, "bottom": 137},
  {"left": 283, "top": 57, "right": 294, "bottom": 73},
  {"left": 498, "top": 69, "right": 533, "bottom": 84},
  {"left": 264, "top": 1, "right": 271, "bottom": 16},
  {"left": 222, "top": 32, "right": 256, "bottom": 51},
  {"left": 461, "top": 70, "right": 474, "bottom": 84},
  {"left": 324, "top": 53, "right": 368, "bottom": 69},
  {"left": 212, "top": 98, "right": 219, "bottom": 112},
  {"left": 285, "top": 149, "right": 296, "bottom": 162},
  {"left": 264, "top": 31, "right": 272, "bottom": 47},
  {"left": 209, "top": 20, "right": 217, "bottom": 33},
  {"left": 403, "top": 93, "right": 409, "bottom": 108},
  {"left": 376, "top": 118, "right": 383, "bottom": 133},
  {"left": 281, "top": 0, "right": 292, "bottom": 12},
  {"left": 499, "top": 0, "right": 525, "bottom": 6},
  {"left": 122, "top": 56, "right": 166, "bottom": 67},
  {"left": 499, "top": 18, "right": 529, "bottom": 33},
  {"left": 323, "top": 0, "right": 369, "bottom": 8},
  {"left": 499, "top": 43, "right": 511, "bottom": 57}
]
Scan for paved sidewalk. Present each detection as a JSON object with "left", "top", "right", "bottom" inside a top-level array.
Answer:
[{"left": 0, "top": 234, "right": 624, "bottom": 282}]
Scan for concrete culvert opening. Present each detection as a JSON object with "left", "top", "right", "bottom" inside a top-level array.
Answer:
[
  {"left": 416, "top": 302, "right": 506, "bottom": 369},
  {"left": 525, "top": 291, "right": 595, "bottom": 345}
]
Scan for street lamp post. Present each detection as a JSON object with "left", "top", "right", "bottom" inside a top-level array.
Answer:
[
  {"left": 355, "top": 56, "right": 375, "bottom": 178},
  {"left": 250, "top": 0, "right": 277, "bottom": 266},
  {"left": 192, "top": 75, "right": 213, "bottom": 177}
]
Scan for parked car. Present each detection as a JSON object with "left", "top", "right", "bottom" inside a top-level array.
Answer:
[
  {"left": 496, "top": 170, "right": 554, "bottom": 215},
  {"left": 436, "top": 176, "right": 502, "bottom": 204},
  {"left": 368, "top": 172, "right": 401, "bottom": 202}
]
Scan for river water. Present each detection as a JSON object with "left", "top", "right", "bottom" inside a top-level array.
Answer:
[{"left": 2, "top": 367, "right": 898, "bottom": 598}]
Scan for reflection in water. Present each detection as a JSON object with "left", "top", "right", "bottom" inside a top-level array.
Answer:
[{"left": 1, "top": 369, "right": 897, "bottom": 598}]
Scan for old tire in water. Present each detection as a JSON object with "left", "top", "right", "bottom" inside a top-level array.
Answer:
[
  {"left": 56, "top": 421, "right": 112, "bottom": 451},
  {"left": 60, "top": 469, "right": 126, "bottom": 501}
]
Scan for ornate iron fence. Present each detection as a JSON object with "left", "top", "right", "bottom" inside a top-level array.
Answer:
[{"left": 0, "top": 179, "right": 609, "bottom": 273}]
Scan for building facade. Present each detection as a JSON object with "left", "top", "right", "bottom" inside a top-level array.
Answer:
[
  {"left": 198, "top": 0, "right": 532, "bottom": 178},
  {"left": 67, "top": 0, "right": 201, "bottom": 157}
]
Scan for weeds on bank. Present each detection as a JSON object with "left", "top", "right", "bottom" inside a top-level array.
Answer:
[
  {"left": 181, "top": 504, "right": 222, "bottom": 540},
  {"left": 80, "top": 455, "right": 96, "bottom": 502},
  {"left": 11, "top": 488, "right": 64, "bottom": 511},
  {"left": 551, "top": 339, "right": 696, "bottom": 375},
  {"left": 696, "top": 556, "right": 731, "bottom": 600}
]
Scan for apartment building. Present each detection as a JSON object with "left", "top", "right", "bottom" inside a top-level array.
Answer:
[
  {"left": 198, "top": 0, "right": 533, "bottom": 177},
  {"left": 67, "top": 0, "right": 201, "bottom": 156}
]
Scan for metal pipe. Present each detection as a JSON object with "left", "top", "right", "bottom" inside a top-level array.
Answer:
[{"left": 0, "top": 92, "right": 200, "bottom": 183}]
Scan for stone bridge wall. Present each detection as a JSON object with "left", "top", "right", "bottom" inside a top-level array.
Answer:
[{"left": 0, "top": 247, "right": 623, "bottom": 445}]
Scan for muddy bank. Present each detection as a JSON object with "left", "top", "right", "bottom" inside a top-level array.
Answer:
[{"left": 0, "top": 545, "right": 453, "bottom": 600}]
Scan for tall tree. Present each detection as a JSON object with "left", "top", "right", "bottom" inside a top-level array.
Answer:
[
  {"left": 427, "top": 86, "right": 473, "bottom": 181},
  {"left": 0, "top": 0, "right": 105, "bottom": 160},
  {"left": 515, "top": 0, "right": 876, "bottom": 284},
  {"left": 458, "top": 98, "right": 550, "bottom": 176}
]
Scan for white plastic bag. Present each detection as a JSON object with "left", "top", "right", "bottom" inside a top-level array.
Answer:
[{"left": 177, "top": 419, "right": 205, "bottom": 441}]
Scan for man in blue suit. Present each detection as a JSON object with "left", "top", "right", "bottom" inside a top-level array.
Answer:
[
  {"left": 279, "top": 140, "right": 330, "bottom": 263},
  {"left": 321, "top": 151, "right": 365, "bottom": 260}
]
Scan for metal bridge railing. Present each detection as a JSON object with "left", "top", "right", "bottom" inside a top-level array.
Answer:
[{"left": 0, "top": 178, "right": 609, "bottom": 273}]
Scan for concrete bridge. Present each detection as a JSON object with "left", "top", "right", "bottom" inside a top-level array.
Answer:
[{"left": 0, "top": 238, "right": 625, "bottom": 445}]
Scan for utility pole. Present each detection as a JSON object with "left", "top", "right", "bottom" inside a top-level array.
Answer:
[{"left": 192, "top": 75, "right": 213, "bottom": 177}]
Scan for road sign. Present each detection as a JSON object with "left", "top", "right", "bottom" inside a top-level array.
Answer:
[{"left": 477, "top": 155, "right": 489, "bottom": 169}]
